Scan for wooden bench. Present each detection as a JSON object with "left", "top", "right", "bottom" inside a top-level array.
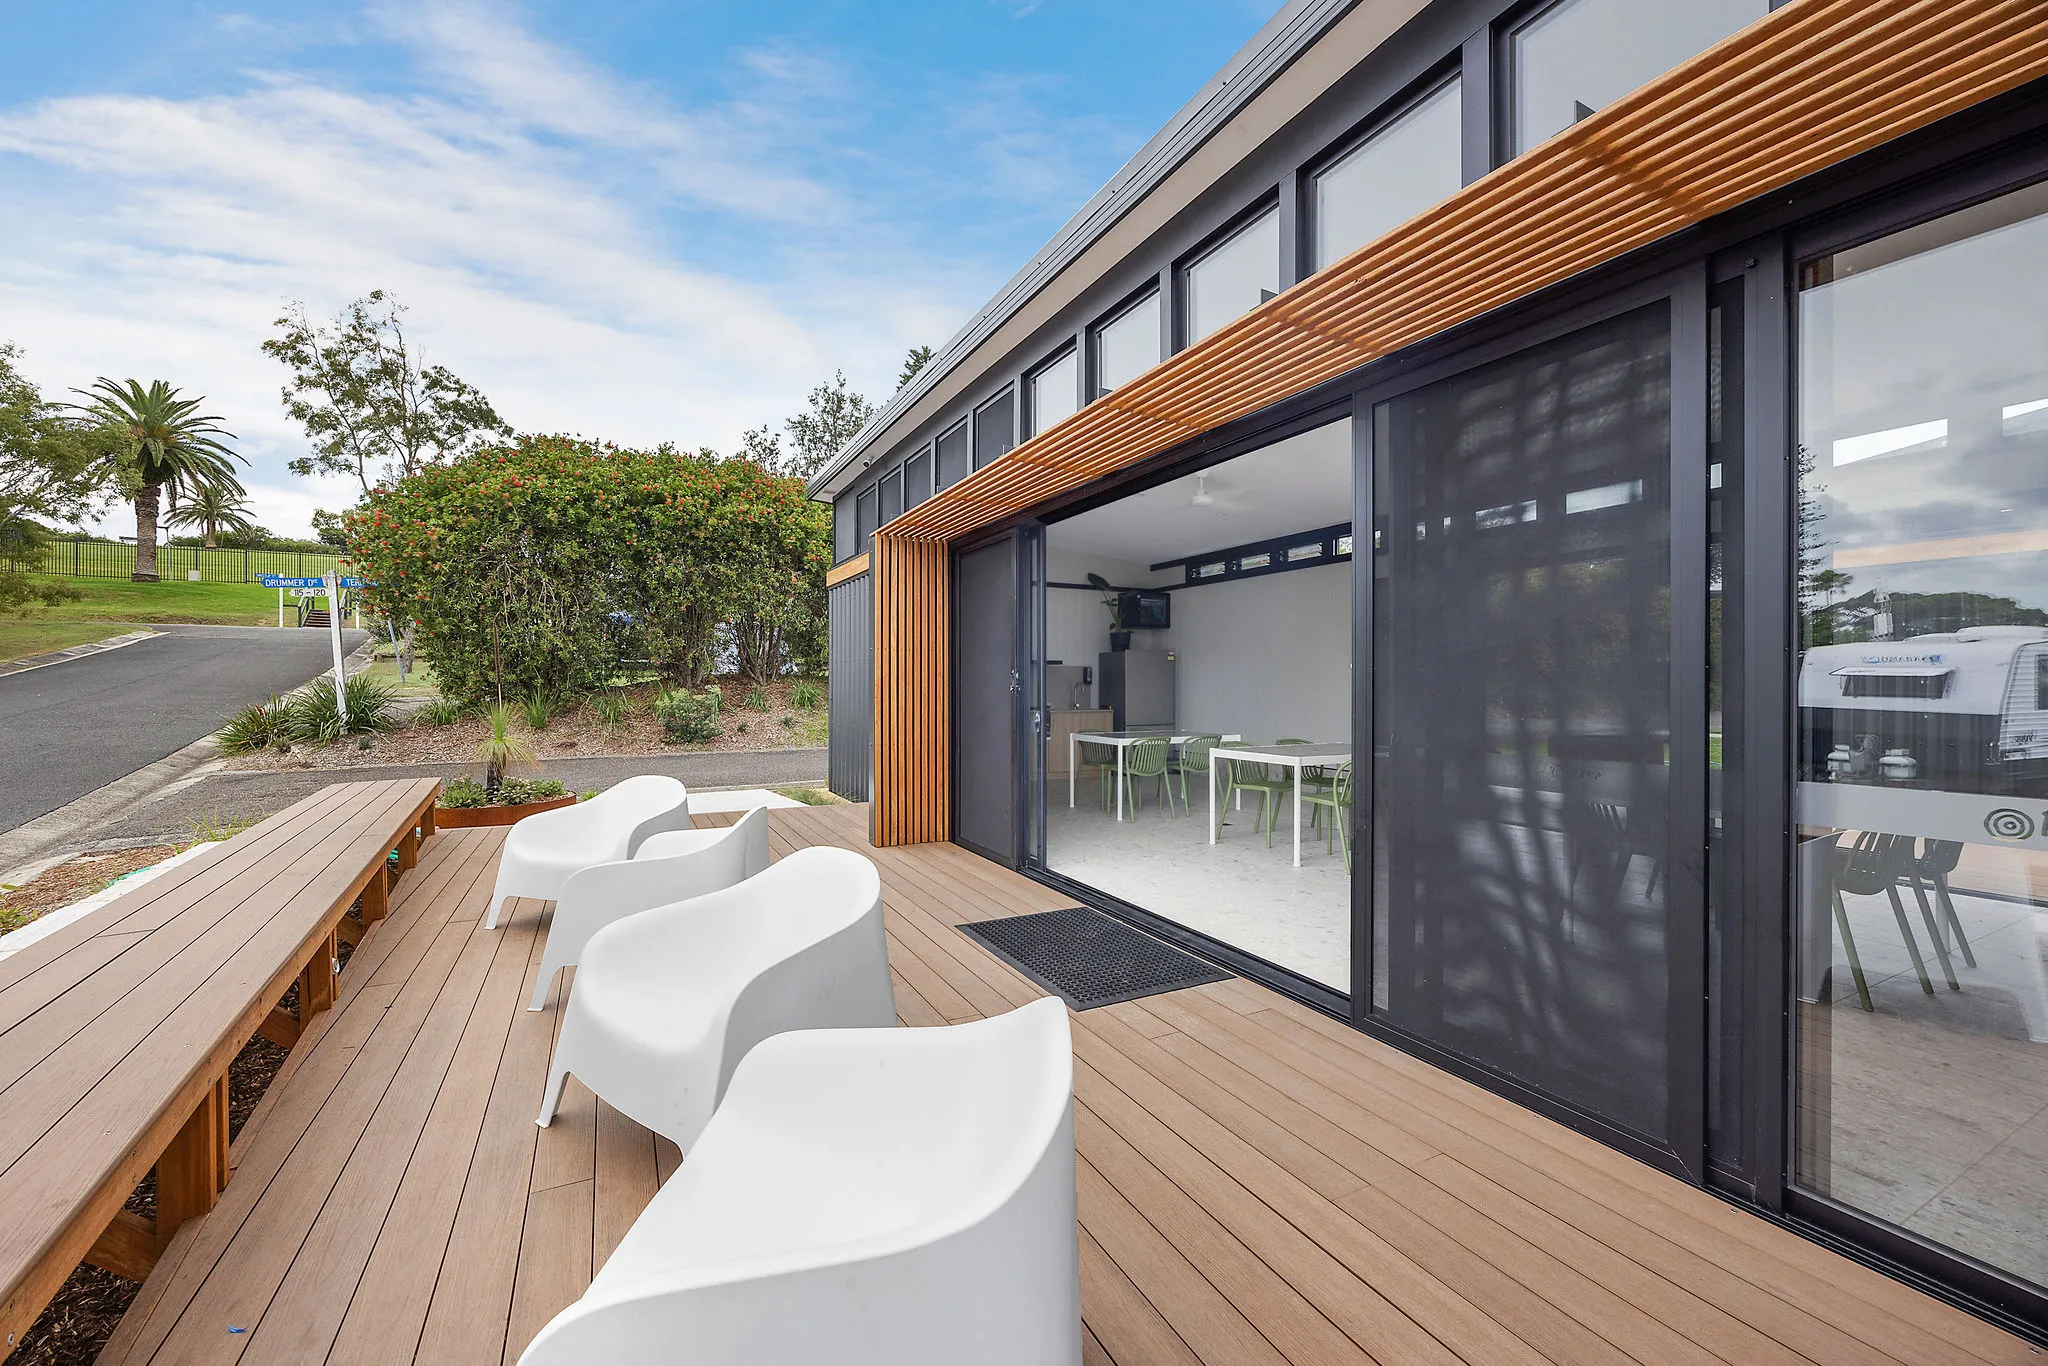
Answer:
[{"left": 0, "top": 776, "right": 441, "bottom": 1355}]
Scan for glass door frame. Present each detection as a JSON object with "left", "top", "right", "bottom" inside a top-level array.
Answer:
[
  {"left": 1775, "top": 150, "right": 2048, "bottom": 1334},
  {"left": 1345, "top": 261, "right": 1714, "bottom": 1185}
]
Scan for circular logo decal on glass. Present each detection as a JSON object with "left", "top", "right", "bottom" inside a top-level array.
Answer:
[{"left": 1984, "top": 808, "right": 2036, "bottom": 841}]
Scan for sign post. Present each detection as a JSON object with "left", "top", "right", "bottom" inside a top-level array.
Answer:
[
  {"left": 277, "top": 584, "right": 285, "bottom": 629},
  {"left": 323, "top": 571, "right": 348, "bottom": 726}
]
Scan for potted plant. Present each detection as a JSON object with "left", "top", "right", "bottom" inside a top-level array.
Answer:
[
  {"left": 1086, "top": 573, "right": 1131, "bottom": 651},
  {"left": 435, "top": 776, "right": 580, "bottom": 827}
]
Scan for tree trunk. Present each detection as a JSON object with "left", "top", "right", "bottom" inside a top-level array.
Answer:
[
  {"left": 132, "top": 484, "right": 162, "bottom": 582},
  {"left": 203, "top": 523, "right": 217, "bottom": 549}
]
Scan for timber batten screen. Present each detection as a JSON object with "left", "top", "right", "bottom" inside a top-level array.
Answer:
[
  {"left": 871, "top": 533, "right": 950, "bottom": 846},
  {"left": 865, "top": 0, "right": 2048, "bottom": 847},
  {"left": 882, "top": 0, "right": 2048, "bottom": 547}
]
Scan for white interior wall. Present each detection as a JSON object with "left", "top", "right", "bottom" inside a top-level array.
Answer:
[
  {"left": 1167, "top": 560, "right": 1351, "bottom": 742},
  {"left": 1045, "top": 549, "right": 1171, "bottom": 707}
]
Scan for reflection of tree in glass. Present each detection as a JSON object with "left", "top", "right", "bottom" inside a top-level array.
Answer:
[{"left": 1796, "top": 443, "right": 1854, "bottom": 645}]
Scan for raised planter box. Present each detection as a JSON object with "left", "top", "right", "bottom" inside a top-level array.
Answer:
[{"left": 433, "top": 794, "right": 578, "bottom": 828}]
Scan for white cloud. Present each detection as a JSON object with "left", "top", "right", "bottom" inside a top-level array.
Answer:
[{"left": 0, "top": 0, "right": 982, "bottom": 536}]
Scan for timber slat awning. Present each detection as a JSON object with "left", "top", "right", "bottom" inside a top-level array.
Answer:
[
  {"left": 866, "top": 0, "right": 2048, "bottom": 847},
  {"left": 885, "top": 0, "right": 2048, "bottom": 543}
]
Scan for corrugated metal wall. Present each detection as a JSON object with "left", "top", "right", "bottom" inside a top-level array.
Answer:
[{"left": 828, "top": 573, "right": 873, "bottom": 801}]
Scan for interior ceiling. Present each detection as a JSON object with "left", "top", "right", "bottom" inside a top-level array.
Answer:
[{"left": 1046, "top": 418, "right": 1351, "bottom": 567}]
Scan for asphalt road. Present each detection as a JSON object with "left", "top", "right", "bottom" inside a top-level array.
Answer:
[{"left": 0, "top": 624, "right": 368, "bottom": 835}]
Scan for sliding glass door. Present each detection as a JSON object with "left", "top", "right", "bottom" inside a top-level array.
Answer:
[
  {"left": 1793, "top": 181, "right": 2048, "bottom": 1299},
  {"left": 1369, "top": 290, "right": 1707, "bottom": 1170}
]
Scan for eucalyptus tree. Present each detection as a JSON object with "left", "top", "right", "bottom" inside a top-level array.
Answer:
[
  {"left": 69, "top": 378, "right": 242, "bottom": 581},
  {"left": 263, "top": 290, "right": 509, "bottom": 494}
]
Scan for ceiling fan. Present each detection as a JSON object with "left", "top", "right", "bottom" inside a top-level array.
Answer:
[{"left": 1188, "top": 471, "right": 1250, "bottom": 511}]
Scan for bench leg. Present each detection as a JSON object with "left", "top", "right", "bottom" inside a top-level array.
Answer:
[
  {"left": 397, "top": 828, "right": 419, "bottom": 874},
  {"left": 360, "top": 864, "right": 390, "bottom": 924},
  {"left": 300, "top": 929, "right": 339, "bottom": 1018},
  {"left": 419, "top": 805, "right": 436, "bottom": 839},
  {"left": 157, "top": 1076, "right": 228, "bottom": 1240}
]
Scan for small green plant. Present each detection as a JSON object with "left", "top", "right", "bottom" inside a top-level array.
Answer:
[
  {"left": 744, "top": 688, "right": 769, "bottom": 712},
  {"left": 518, "top": 692, "right": 556, "bottom": 731},
  {"left": 285, "top": 674, "right": 399, "bottom": 744},
  {"left": 439, "top": 777, "right": 490, "bottom": 808},
  {"left": 419, "top": 696, "right": 467, "bottom": 727},
  {"left": 578, "top": 789, "right": 599, "bottom": 801},
  {"left": 779, "top": 713, "right": 794, "bottom": 729},
  {"left": 476, "top": 704, "right": 538, "bottom": 789},
  {"left": 735, "top": 720, "right": 750, "bottom": 735},
  {"left": 590, "top": 691, "right": 631, "bottom": 729},
  {"left": 494, "top": 777, "right": 567, "bottom": 805},
  {"left": 790, "top": 680, "right": 823, "bottom": 710},
  {"left": 774, "top": 786, "right": 837, "bottom": 806},
  {"left": 216, "top": 696, "right": 290, "bottom": 755},
  {"left": 654, "top": 687, "right": 722, "bottom": 743},
  {"left": 189, "top": 807, "right": 262, "bottom": 843}
]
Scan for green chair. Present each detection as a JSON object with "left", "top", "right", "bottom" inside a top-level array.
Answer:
[
  {"left": 1301, "top": 760, "right": 1354, "bottom": 872},
  {"left": 1219, "top": 749, "right": 1291, "bottom": 846},
  {"left": 1166, "top": 734, "right": 1222, "bottom": 816},
  {"left": 1109, "top": 737, "right": 1172, "bottom": 816}
]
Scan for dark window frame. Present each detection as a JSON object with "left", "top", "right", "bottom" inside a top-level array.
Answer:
[
  {"left": 935, "top": 418, "right": 972, "bottom": 490},
  {"left": 854, "top": 483, "right": 878, "bottom": 553},
  {"left": 1087, "top": 282, "right": 1163, "bottom": 400},
  {"left": 973, "top": 386, "right": 1017, "bottom": 469},
  {"left": 1174, "top": 192, "right": 1282, "bottom": 352},
  {"left": 1301, "top": 62, "right": 1465, "bottom": 276},
  {"left": 1023, "top": 342, "right": 1081, "bottom": 439},
  {"left": 903, "top": 444, "right": 933, "bottom": 508}
]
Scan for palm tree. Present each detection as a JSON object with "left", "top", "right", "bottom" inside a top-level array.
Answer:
[
  {"left": 69, "top": 379, "right": 241, "bottom": 581},
  {"left": 165, "top": 481, "right": 257, "bottom": 548}
]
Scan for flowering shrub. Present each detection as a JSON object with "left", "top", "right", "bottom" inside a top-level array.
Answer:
[{"left": 345, "top": 435, "right": 829, "bottom": 702}]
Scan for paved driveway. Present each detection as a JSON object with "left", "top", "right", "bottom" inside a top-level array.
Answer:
[{"left": 0, "top": 624, "right": 368, "bottom": 835}]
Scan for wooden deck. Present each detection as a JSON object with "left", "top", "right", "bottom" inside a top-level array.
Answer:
[{"left": 95, "top": 801, "right": 2036, "bottom": 1365}]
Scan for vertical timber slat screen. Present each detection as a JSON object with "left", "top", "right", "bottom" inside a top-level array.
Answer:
[
  {"left": 870, "top": 533, "right": 950, "bottom": 846},
  {"left": 865, "top": 0, "right": 2048, "bottom": 844}
]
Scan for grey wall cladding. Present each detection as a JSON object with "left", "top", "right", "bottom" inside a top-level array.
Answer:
[{"left": 828, "top": 573, "right": 873, "bottom": 801}]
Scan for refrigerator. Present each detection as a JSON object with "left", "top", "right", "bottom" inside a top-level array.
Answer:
[{"left": 1097, "top": 649, "right": 1176, "bottom": 729}]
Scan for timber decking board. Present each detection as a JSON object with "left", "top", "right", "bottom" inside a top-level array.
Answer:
[
  {"left": 94, "top": 800, "right": 2039, "bottom": 1366},
  {"left": 0, "top": 777, "right": 441, "bottom": 1357}
]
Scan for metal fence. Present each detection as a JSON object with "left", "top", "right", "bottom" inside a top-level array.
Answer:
[{"left": 38, "top": 539, "right": 343, "bottom": 583}]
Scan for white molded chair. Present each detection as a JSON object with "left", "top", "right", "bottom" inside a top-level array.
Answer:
[
  {"left": 537, "top": 845, "right": 894, "bottom": 1150},
  {"left": 484, "top": 775, "right": 689, "bottom": 930},
  {"left": 527, "top": 807, "right": 772, "bottom": 1011},
  {"left": 518, "top": 998, "right": 1079, "bottom": 1366}
]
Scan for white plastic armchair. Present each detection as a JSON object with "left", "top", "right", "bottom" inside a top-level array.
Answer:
[
  {"left": 527, "top": 806, "right": 771, "bottom": 1011},
  {"left": 518, "top": 998, "right": 1079, "bottom": 1366},
  {"left": 537, "top": 844, "right": 895, "bottom": 1150},
  {"left": 483, "top": 775, "right": 689, "bottom": 930}
]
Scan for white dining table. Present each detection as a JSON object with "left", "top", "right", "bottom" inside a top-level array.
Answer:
[
  {"left": 1069, "top": 730, "right": 1242, "bottom": 821},
  {"left": 1209, "top": 742, "right": 1353, "bottom": 867}
]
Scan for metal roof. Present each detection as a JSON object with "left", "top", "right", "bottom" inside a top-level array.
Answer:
[{"left": 806, "top": 0, "right": 1360, "bottom": 500}]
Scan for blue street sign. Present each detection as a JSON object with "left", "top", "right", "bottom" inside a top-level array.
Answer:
[{"left": 258, "top": 575, "right": 362, "bottom": 589}]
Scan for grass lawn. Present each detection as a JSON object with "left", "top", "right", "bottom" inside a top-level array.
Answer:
[
  {"left": 0, "top": 620, "right": 138, "bottom": 665},
  {"left": 24, "top": 576, "right": 281, "bottom": 626}
]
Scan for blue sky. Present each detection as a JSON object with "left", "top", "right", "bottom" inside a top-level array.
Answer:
[{"left": 0, "top": 1, "right": 1277, "bottom": 535}]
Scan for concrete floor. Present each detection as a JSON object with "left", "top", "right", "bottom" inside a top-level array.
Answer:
[
  {"left": 1809, "top": 875, "right": 2048, "bottom": 1288},
  {"left": 1044, "top": 783, "right": 1351, "bottom": 988}
]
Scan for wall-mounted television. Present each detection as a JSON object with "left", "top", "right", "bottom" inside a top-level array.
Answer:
[{"left": 1119, "top": 590, "right": 1171, "bottom": 630}]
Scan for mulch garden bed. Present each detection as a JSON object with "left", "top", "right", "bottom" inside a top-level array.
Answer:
[
  {"left": 0, "top": 847, "right": 180, "bottom": 938},
  {"left": 222, "top": 677, "right": 828, "bottom": 773}
]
